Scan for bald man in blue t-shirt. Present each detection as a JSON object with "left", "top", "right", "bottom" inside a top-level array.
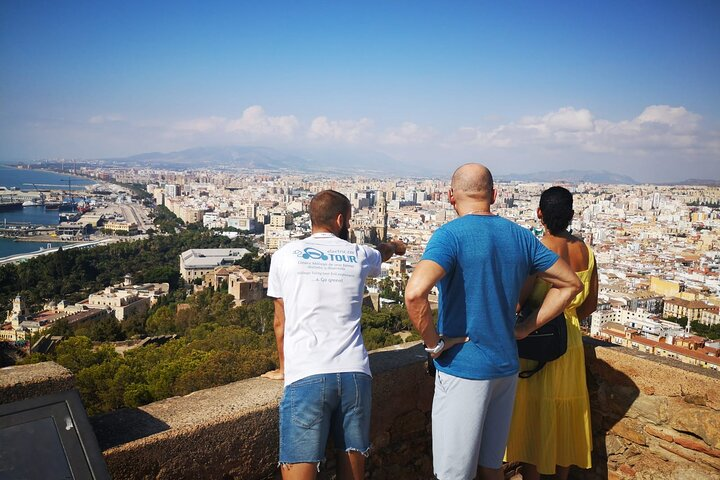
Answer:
[{"left": 405, "top": 163, "right": 582, "bottom": 480}]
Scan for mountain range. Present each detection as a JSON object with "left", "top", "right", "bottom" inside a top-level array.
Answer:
[
  {"left": 100, "top": 146, "right": 400, "bottom": 176},
  {"left": 495, "top": 170, "right": 639, "bottom": 185},
  {"left": 103, "top": 146, "right": 309, "bottom": 171},
  {"left": 93, "top": 146, "right": 719, "bottom": 185}
]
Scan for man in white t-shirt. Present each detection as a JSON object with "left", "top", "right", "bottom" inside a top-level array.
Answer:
[{"left": 267, "top": 190, "right": 405, "bottom": 480}]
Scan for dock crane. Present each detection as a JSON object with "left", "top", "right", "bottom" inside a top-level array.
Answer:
[{"left": 31, "top": 183, "right": 46, "bottom": 205}]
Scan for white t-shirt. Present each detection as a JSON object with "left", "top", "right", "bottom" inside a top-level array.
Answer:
[{"left": 267, "top": 233, "right": 382, "bottom": 386}]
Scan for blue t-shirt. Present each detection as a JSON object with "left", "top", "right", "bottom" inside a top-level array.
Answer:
[{"left": 422, "top": 215, "right": 559, "bottom": 380}]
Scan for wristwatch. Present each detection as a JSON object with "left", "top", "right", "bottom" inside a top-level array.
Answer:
[{"left": 424, "top": 338, "right": 445, "bottom": 355}]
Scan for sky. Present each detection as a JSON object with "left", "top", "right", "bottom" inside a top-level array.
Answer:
[{"left": 1, "top": 0, "right": 719, "bottom": 182}]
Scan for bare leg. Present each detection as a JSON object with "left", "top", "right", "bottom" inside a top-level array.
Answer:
[
  {"left": 478, "top": 466, "right": 504, "bottom": 480},
  {"left": 520, "top": 463, "right": 540, "bottom": 480},
  {"left": 281, "top": 463, "right": 318, "bottom": 480},
  {"left": 336, "top": 451, "right": 365, "bottom": 480},
  {"left": 555, "top": 465, "right": 570, "bottom": 480}
]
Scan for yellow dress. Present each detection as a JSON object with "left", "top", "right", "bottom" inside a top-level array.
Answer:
[{"left": 505, "top": 247, "right": 594, "bottom": 474}]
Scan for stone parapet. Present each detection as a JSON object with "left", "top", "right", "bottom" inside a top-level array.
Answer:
[
  {"left": 0, "top": 361, "right": 74, "bottom": 404},
  {"left": 92, "top": 342, "right": 435, "bottom": 480},
  {"left": 582, "top": 337, "right": 720, "bottom": 479},
  {"left": 4, "top": 340, "right": 718, "bottom": 479}
]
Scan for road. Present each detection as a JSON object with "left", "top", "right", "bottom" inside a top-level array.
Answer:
[
  {"left": 0, "top": 238, "right": 121, "bottom": 265},
  {"left": 120, "top": 203, "right": 154, "bottom": 231}
]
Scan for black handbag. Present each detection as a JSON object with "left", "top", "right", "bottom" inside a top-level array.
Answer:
[{"left": 516, "top": 306, "right": 567, "bottom": 378}]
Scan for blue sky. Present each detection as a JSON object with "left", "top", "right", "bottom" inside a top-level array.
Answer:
[{"left": 1, "top": 1, "right": 718, "bottom": 181}]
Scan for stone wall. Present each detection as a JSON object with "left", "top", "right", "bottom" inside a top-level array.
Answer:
[
  {"left": 582, "top": 338, "right": 720, "bottom": 480},
  {"left": 2, "top": 339, "right": 718, "bottom": 479},
  {"left": 91, "top": 339, "right": 720, "bottom": 479},
  {"left": 90, "top": 343, "right": 436, "bottom": 480},
  {"left": 0, "top": 361, "right": 74, "bottom": 403}
]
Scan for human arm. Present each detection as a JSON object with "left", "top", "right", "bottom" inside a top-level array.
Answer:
[
  {"left": 575, "top": 262, "right": 598, "bottom": 320},
  {"left": 376, "top": 239, "right": 406, "bottom": 262},
  {"left": 264, "top": 298, "right": 285, "bottom": 380},
  {"left": 516, "top": 274, "right": 537, "bottom": 313},
  {"left": 515, "top": 258, "right": 582, "bottom": 340},
  {"left": 405, "top": 260, "right": 445, "bottom": 358}
]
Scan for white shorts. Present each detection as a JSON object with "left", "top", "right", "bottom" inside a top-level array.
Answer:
[{"left": 432, "top": 371, "right": 518, "bottom": 480}]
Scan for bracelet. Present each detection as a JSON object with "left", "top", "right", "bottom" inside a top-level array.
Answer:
[{"left": 424, "top": 338, "right": 445, "bottom": 354}]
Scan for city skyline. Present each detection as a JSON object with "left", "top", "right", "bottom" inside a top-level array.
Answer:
[{"left": 1, "top": 1, "right": 719, "bottom": 182}]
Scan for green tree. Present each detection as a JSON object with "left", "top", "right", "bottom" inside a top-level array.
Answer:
[
  {"left": 234, "top": 253, "right": 271, "bottom": 272},
  {"left": 690, "top": 320, "right": 720, "bottom": 340},
  {"left": 172, "top": 350, "right": 274, "bottom": 395},
  {"left": 89, "top": 316, "right": 126, "bottom": 342},
  {"left": 146, "top": 305, "right": 178, "bottom": 335},
  {"left": 362, "top": 326, "right": 402, "bottom": 351},
  {"left": 53, "top": 337, "right": 118, "bottom": 373},
  {"left": 244, "top": 299, "right": 274, "bottom": 335},
  {"left": 122, "top": 312, "right": 148, "bottom": 337},
  {"left": 45, "top": 319, "right": 75, "bottom": 338},
  {"left": 377, "top": 277, "right": 403, "bottom": 303},
  {"left": 667, "top": 316, "right": 689, "bottom": 328},
  {"left": 140, "top": 265, "right": 181, "bottom": 289},
  {"left": 75, "top": 357, "right": 125, "bottom": 415},
  {"left": 123, "top": 383, "right": 153, "bottom": 407}
]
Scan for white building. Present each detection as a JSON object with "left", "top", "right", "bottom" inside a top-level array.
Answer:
[
  {"left": 86, "top": 274, "right": 169, "bottom": 320},
  {"left": 227, "top": 216, "right": 257, "bottom": 232},
  {"left": 700, "top": 310, "right": 720, "bottom": 326},
  {"left": 591, "top": 307, "right": 685, "bottom": 339},
  {"left": 179, "top": 248, "right": 251, "bottom": 282}
]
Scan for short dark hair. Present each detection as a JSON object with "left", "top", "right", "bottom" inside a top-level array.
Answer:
[
  {"left": 310, "top": 190, "right": 351, "bottom": 229},
  {"left": 539, "top": 186, "right": 574, "bottom": 235}
]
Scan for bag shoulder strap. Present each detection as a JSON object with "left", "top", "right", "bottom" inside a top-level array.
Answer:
[{"left": 519, "top": 361, "right": 546, "bottom": 378}]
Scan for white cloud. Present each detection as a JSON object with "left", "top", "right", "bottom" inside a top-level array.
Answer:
[
  {"left": 173, "top": 116, "right": 226, "bottom": 133},
  {"left": 636, "top": 105, "right": 700, "bottom": 128},
  {"left": 89, "top": 114, "right": 125, "bottom": 124},
  {"left": 166, "top": 106, "right": 300, "bottom": 141},
  {"left": 543, "top": 107, "right": 595, "bottom": 132},
  {"left": 72, "top": 104, "right": 717, "bottom": 181},
  {"left": 457, "top": 105, "right": 718, "bottom": 156},
  {"left": 225, "top": 105, "right": 299, "bottom": 137},
  {"left": 307, "top": 116, "right": 374, "bottom": 143},
  {"left": 380, "top": 122, "right": 436, "bottom": 145}
]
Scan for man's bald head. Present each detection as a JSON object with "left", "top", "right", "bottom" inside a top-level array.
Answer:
[{"left": 451, "top": 163, "right": 494, "bottom": 202}]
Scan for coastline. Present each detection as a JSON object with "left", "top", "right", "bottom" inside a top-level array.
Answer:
[
  {"left": 0, "top": 164, "right": 152, "bottom": 262},
  {"left": 1, "top": 235, "right": 79, "bottom": 243},
  {"left": 0, "top": 238, "right": 120, "bottom": 265},
  {"left": 11, "top": 164, "right": 95, "bottom": 181},
  {"left": 0, "top": 163, "right": 96, "bottom": 192}
]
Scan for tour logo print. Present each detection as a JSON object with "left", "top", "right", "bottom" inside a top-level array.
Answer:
[{"left": 294, "top": 247, "right": 358, "bottom": 264}]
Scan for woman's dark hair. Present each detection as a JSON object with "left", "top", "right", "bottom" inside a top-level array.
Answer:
[{"left": 539, "top": 186, "right": 574, "bottom": 235}]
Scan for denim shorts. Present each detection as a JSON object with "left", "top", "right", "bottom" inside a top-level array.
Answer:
[{"left": 279, "top": 372, "right": 372, "bottom": 465}]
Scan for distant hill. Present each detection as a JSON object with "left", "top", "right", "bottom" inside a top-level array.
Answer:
[
  {"left": 663, "top": 178, "right": 720, "bottom": 187},
  {"left": 495, "top": 170, "right": 638, "bottom": 185},
  {"left": 101, "top": 146, "right": 310, "bottom": 171},
  {"left": 90, "top": 149, "right": 714, "bottom": 184},
  {"left": 100, "top": 145, "right": 405, "bottom": 175}
]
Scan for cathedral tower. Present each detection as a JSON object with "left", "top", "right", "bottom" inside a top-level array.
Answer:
[{"left": 376, "top": 192, "right": 388, "bottom": 243}]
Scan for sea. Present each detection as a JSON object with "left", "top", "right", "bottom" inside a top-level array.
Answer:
[
  {"left": 0, "top": 237, "right": 69, "bottom": 259},
  {"left": 0, "top": 164, "right": 93, "bottom": 191},
  {"left": 0, "top": 164, "right": 95, "bottom": 259}
]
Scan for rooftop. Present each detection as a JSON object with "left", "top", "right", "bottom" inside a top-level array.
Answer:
[{"left": 180, "top": 248, "right": 252, "bottom": 268}]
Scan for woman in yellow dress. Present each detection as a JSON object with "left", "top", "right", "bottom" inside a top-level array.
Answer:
[{"left": 506, "top": 186, "right": 598, "bottom": 479}]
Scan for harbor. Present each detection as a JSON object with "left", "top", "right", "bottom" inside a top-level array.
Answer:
[
  {"left": 0, "top": 164, "right": 155, "bottom": 260},
  {"left": 0, "top": 221, "right": 58, "bottom": 238}
]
